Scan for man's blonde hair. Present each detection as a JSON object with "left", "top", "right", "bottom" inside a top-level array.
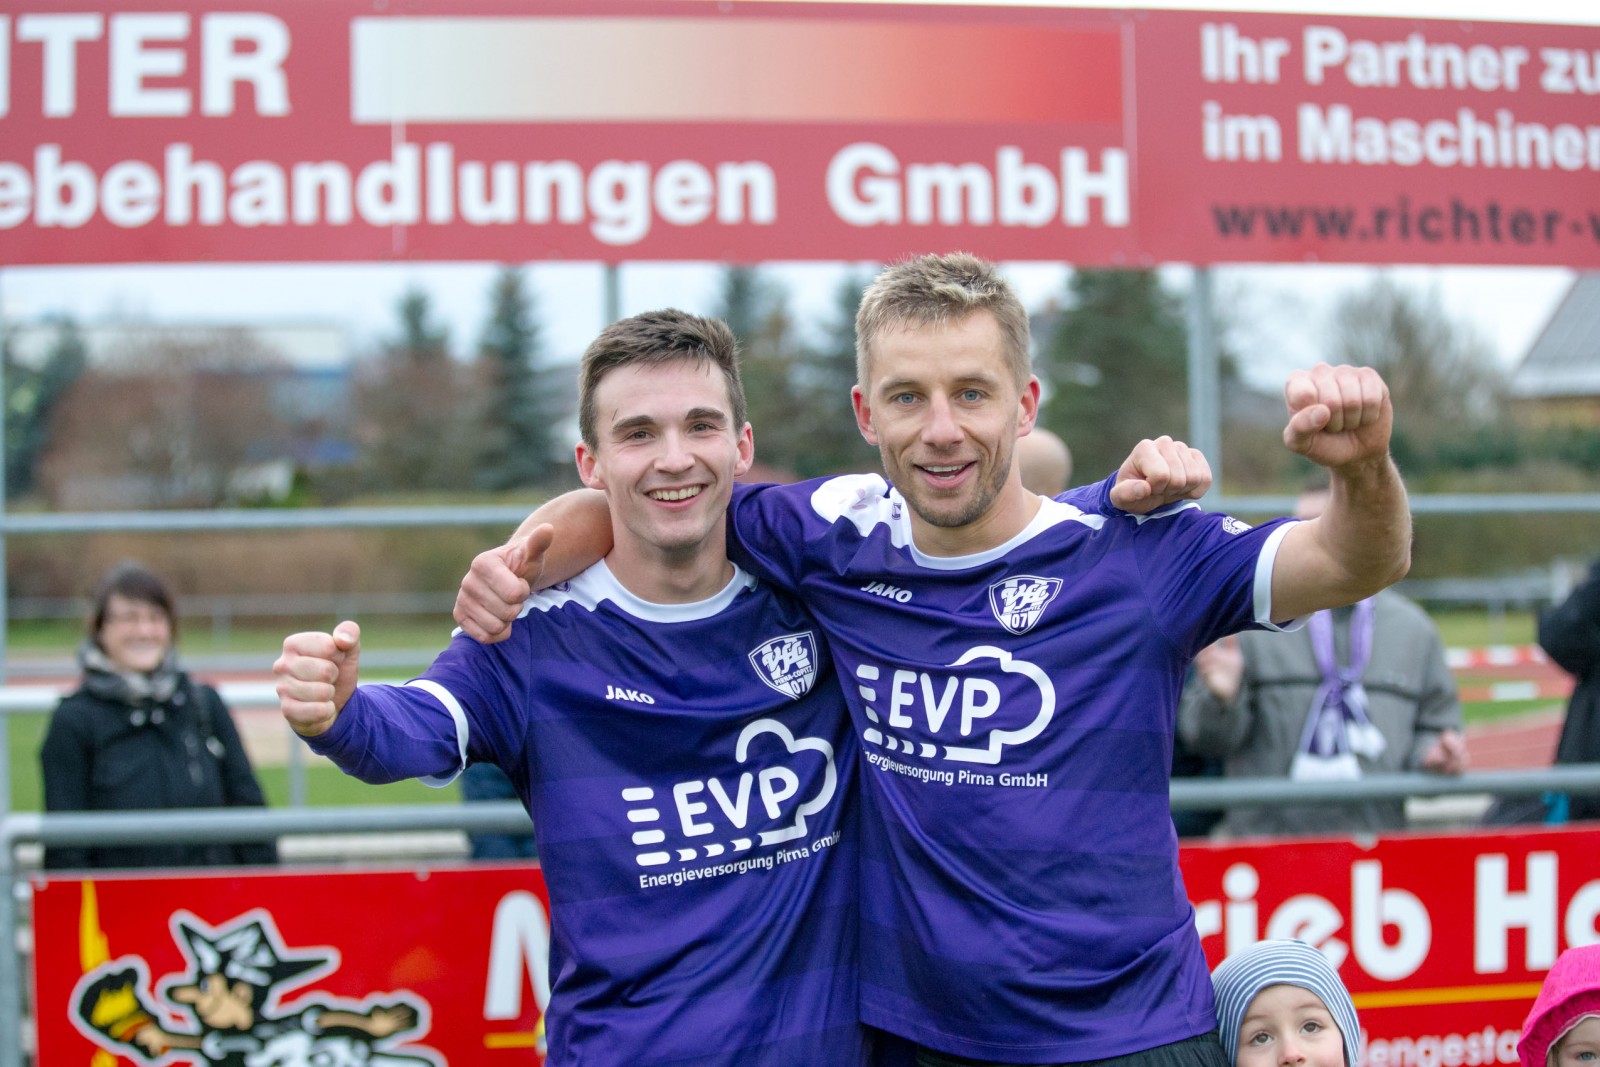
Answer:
[{"left": 854, "top": 252, "right": 1031, "bottom": 390}]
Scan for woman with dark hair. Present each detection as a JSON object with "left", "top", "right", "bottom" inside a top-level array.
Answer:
[{"left": 40, "top": 561, "right": 276, "bottom": 869}]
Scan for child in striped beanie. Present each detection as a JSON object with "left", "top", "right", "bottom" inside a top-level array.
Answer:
[
  {"left": 1518, "top": 944, "right": 1600, "bottom": 1067},
  {"left": 1211, "top": 939, "right": 1361, "bottom": 1067}
]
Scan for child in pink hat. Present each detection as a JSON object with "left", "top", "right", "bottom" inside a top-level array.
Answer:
[{"left": 1519, "top": 944, "right": 1600, "bottom": 1067}]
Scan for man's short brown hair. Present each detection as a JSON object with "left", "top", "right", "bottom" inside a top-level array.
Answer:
[
  {"left": 855, "top": 252, "right": 1031, "bottom": 389},
  {"left": 578, "top": 309, "right": 746, "bottom": 448}
]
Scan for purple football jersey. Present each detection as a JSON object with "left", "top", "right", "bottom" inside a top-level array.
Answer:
[
  {"left": 305, "top": 562, "right": 869, "bottom": 1066},
  {"left": 726, "top": 475, "right": 1296, "bottom": 1063}
]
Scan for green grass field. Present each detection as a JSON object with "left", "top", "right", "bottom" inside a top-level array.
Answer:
[{"left": 3, "top": 607, "right": 1562, "bottom": 812}]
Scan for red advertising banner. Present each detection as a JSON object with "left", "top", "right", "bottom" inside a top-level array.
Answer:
[
  {"left": 1, "top": 1, "right": 1596, "bottom": 268},
  {"left": 1181, "top": 824, "right": 1600, "bottom": 1063},
  {"left": 28, "top": 826, "right": 1600, "bottom": 1064},
  {"left": 31, "top": 863, "right": 551, "bottom": 1065}
]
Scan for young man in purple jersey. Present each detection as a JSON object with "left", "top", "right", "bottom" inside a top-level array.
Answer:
[
  {"left": 274, "top": 310, "right": 887, "bottom": 1066},
  {"left": 453, "top": 253, "right": 1411, "bottom": 1067}
]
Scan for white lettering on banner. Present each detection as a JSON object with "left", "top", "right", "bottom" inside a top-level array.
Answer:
[
  {"left": 1540, "top": 49, "right": 1600, "bottom": 95},
  {"left": 1301, "top": 25, "right": 1530, "bottom": 91},
  {"left": 1352, "top": 860, "right": 1430, "bottom": 981},
  {"left": 483, "top": 891, "right": 551, "bottom": 1021},
  {"left": 1475, "top": 852, "right": 1558, "bottom": 973},
  {"left": 0, "top": 142, "right": 777, "bottom": 243},
  {"left": 1200, "top": 24, "right": 1291, "bottom": 84},
  {"left": 3, "top": 12, "right": 289, "bottom": 119},
  {"left": 1365, "top": 1027, "right": 1523, "bottom": 1067},
  {"left": 1194, "top": 852, "right": 1600, "bottom": 985},
  {"left": 1568, "top": 880, "right": 1600, "bottom": 948},
  {"left": 1203, "top": 102, "right": 1283, "bottom": 162},
  {"left": 1298, "top": 104, "right": 1600, "bottom": 171},
  {"left": 826, "top": 142, "right": 1130, "bottom": 229}
]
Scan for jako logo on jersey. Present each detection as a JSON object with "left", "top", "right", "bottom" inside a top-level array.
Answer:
[
  {"left": 1222, "top": 516, "right": 1253, "bottom": 535},
  {"left": 860, "top": 581, "right": 912, "bottom": 603},
  {"left": 607, "top": 685, "right": 657, "bottom": 704},
  {"left": 988, "top": 576, "right": 1062, "bottom": 635},
  {"left": 749, "top": 632, "right": 818, "bottom": 700}
]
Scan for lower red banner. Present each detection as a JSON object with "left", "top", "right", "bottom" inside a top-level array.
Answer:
[{"left": 30, "top": 824, "right": 1600, "bottom": 1065}]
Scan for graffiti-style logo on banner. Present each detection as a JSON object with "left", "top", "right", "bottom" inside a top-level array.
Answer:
[{"left": 70, "top": 908, "right": 443, "bottom": 1065}]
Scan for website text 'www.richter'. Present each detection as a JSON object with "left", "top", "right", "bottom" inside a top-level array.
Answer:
[{"left": 1211, "top": 196, "right": 1600, "bottom": 247}]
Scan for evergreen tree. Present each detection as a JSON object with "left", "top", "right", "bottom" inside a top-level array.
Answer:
[
  {"left": 354, "top": 287, "right": 474, "bottom": 491},
  {"left": 715, "top": 267, "right": 807, "bottom": 477},
  {"left": 5, "top": 316, "right": 87, "bottom": 498},
  {"left": 790, "top": 272, "right": 880, "bottom": 477},
  {"left": 474, "top": 266, "right": 552, "bottom": 491},
  {"left": 1037, "top": 270, "right": 1190, "bottom": 479}
]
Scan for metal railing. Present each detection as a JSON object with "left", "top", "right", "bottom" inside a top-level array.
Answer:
[{"left": 6, "top": 767, "right": 1600, "bottom": 1067}]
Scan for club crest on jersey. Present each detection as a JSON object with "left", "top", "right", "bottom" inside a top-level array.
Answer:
[
  {"left": 749, "top": 632, "right": 818, "bottom": 700},
  {"left": 988, "top": 576, "right": 1062, "bottom": 635}
]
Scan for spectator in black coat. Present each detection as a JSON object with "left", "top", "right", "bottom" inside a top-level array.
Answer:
[
  {"left": 1542, "top": 559, "right": 1600, "bottom": 822},
  {"left": 40, "top": 562, "right": 276, "bottom": 869}
]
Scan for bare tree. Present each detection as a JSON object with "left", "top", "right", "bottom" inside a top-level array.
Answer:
[
  {"left": 1329, "top": 278, "right": 1506, "bottom": 455},
  {"left": 39, "top": 329, "right": 294, "bottom": 508}
]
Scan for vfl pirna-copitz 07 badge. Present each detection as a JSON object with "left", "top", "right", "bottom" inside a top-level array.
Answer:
[
  {"left": 989, "top": 576, "right": 1063, "bottom": 635},
  {"left": 71, "top": 908, "right": 443, "bottom": 1066},
  {"left": 748, "top": 632, "right": 819, "bottom": 700}
]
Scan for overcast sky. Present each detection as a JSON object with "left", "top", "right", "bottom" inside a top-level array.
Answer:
[{"left": 3, "top": 0, "right": 1591, "bottom": 389}]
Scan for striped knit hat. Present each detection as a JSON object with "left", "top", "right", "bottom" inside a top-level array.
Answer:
[{"left": 1211, "top": 939, "right": 1361, "bottom": 1067}]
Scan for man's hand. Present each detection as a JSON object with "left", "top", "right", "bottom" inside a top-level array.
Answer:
[
  {"left": 274, "top": 621, "right": 362, "bottom": 737},
  {"left": 1108, "top": 436, "right": 1213, "bottom": 513},
  {"left": 1420, "top": 729, "right": 1470, "bottom": 776},
  {"left": 1193, "top": 635, "right": 1245, "bottom": 703},
  {"left": 454, "top": 524, "right": 554, "bottom": 644},
  {"left": 1283, "top": 363, "right": 1393, "bottom": 471}
]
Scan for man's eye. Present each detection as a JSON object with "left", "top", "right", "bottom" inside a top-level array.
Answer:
[
  {"left": 960, "top": 389, "right": 983, "bottom": 402},
  {"left": 890, "top": 392, "right": 917, "bottom": 405}
]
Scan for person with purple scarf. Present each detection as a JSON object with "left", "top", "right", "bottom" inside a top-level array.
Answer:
[{"left": 1177, "top": 476, "right": 1470, "bottom": 838}]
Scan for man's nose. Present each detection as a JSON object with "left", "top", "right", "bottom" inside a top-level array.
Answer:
[
  {"left": 655, "top": 431, "right": 695, "bottom": 471},
  {"left": 921, "top": 395, "right": 963, "bottom": 446}
]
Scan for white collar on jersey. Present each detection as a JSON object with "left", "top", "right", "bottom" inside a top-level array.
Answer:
[
  {"left": 904, "top": 494, "right": 1106, "bottom": 571},
  {"left": 538, "top": 558, "right": 760, "bottom": 623}
]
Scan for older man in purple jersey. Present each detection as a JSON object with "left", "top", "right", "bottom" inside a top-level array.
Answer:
[{"left": 454, "top": 254, "right": 1410, "bottom": 1067}]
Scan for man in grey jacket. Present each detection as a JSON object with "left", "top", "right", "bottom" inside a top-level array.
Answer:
[{"left": 1177, "top": 479, "right": 1469, "bottom": 837}]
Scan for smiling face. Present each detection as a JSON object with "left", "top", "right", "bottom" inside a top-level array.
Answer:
[
  {"left": 575, "top": 357, "right": 753, "bottom": 597},
  {"left": 1236, "top": 985, "right": 1348, "bottom": 1067},
  {"left": 1553, "top": 1016, "right": 1600, "bottom": 1067},
  {"left": 852, "top": 309, "right": 1040, "bottom": 556},
  {"left": 96, "top": 593, "right": 173, "bottom": 674}
]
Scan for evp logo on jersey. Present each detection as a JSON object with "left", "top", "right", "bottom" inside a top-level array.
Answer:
[
  {"left": 855, "top": 647, "right": 1056, "bottom": 766},
  {"left": 749, "top": 632, "right": 818, "bottom": 700},
  {"left": 989, "top": 576, "right": 1062, "bottom": 635},
  {"left": 622, "top": 717, "right": 839, "bottom": 873}
]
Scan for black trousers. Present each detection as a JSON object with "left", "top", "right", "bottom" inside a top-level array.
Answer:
[{"left": 913, "top": 1029, "right": 1229, "bottom": 1067}]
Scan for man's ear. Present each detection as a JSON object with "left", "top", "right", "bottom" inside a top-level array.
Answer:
[
  {"left": 733, "top": 423, "right": 755, "bottom": 479},
  {"left": 575, "top": 442, "right": 604, "bottom": 490},
  {"left": 1017, "top": 376, "right": 1041, "bottom": 436},
  {"left": 852, "top": 386, "right": 879, "bottom": 446}
]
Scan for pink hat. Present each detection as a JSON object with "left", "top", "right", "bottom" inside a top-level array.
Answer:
[{"left": 1519, "top": 945, "right": 1600, "bottom": 1067}]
